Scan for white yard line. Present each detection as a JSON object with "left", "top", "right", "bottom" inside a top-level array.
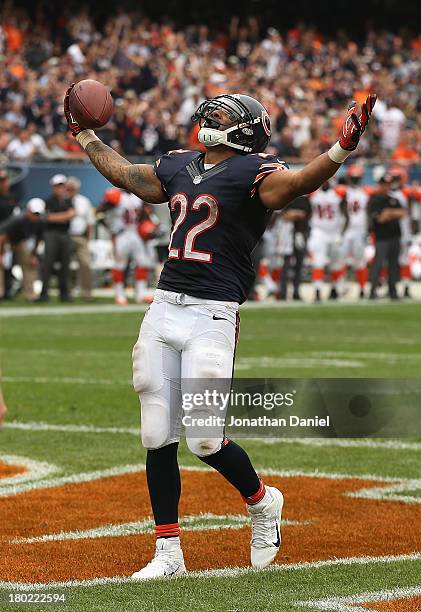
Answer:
[
  {"left": 2, "top": 376, "right": 131, "bottom": 386},
  {"left": 5, "top": 420, "right": 421, "bottom": 453},
  {"left": 11, "top": 514, "right": 305, "bottom": 545},
  {"left": 1, "top": 454, "right": 421, "bottom": 503},
  {"left": 0, "top": 553, "right": 420, "bottom": 590},
  {"left": 258, "top": 437, "right": 421, "bottom": 451},
  {"left": 0, "top": 455, "right": 59, "bottom": 488},
  {"left": 3, "top": 421, "right": 140, "bottom": 435},
  {"left": 235, "top": 357, "right": 364, "bottom": 369},
  {"left": 297, "top": 585, "right": 421, "bottom": 611}
]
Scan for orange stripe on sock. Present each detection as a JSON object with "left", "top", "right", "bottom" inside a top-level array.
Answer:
[
  {"left": 156, "top": 523, "right": 180, "bottom": 537},
  {"left": 400, "top": 265, "right": 411, "bottom": 280},
  {"left": 312, "top": 268, "right": 324, "bottom": 281},
  {"left": 243, "top": 481, "right": 265, "bottom": 505},
  {"left": 356, "top": 267, "right": 368, "bottom": 287},
  {"left": 135, "top": 267, "right": 148, "bottom": 281}
]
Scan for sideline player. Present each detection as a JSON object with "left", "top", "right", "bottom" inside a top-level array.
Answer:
[
  {"left": 341, "top": 165, "right": 370, "bottom": 298},
  {"left": 308, "top": 181, "right": 348, "bottom": 301},
  {"left": 65, "top": 87, "right": 376, "bottom": 578},
  {"left": 97, "top": 188, "right": 154, "bottom": 304}
]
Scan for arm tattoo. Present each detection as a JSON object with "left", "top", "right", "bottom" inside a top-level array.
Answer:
[{"left": 85, "top": 141, "right": 165, "bottom": 203}]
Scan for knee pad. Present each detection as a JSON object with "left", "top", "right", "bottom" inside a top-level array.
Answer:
[
  {"left": 188, "top": 342, "right": 234, "bottom": 379},
  {"left": 140, "top": 394, "right": 171, "bottom": 449},
  {"left": 186, "top": 436, "right": 223, "bottom": 457},
  {"left": 132, "top": 335, "right": 162, "bottom": 395}
]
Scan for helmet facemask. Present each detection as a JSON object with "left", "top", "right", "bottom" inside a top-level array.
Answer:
[{"left": 192, "top": 95, "right": 267, "bottom": 154}]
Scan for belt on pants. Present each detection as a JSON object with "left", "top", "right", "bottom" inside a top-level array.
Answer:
[{"left": 154, "top": 288, "right": 239, "bottom": 308}]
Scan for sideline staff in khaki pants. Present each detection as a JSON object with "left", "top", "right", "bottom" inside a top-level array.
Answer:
[
  {"left": 67, "top": 177, "right": 94, "bottom": 300},
  {"left": 0, "top": 198, "right": 46, "bottom": 301}
]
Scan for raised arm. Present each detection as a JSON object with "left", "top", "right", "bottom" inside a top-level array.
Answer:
[
  {"left": 259, "top": 95, "right": 377, "bottom": 210},
  {"left": 64, "top": 86, "right": 166, "bottom": 204}
]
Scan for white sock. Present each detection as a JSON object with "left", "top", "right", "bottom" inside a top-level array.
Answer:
[
  {"left": 157, "top": 536, "right": 181, "bottom": 548},
  {"left": 115, "top": 282, "right": 125, "bottom": 300},
  {"left": 248, "top": 488, "right": 272, "bottom": 511},
  {"left": 135, "top": 280, "right": 147, "bottom": 301}
]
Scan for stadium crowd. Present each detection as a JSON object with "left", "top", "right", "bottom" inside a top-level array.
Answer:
[{"left": 0, "top": 1, "right": 420, "bottom": 163}]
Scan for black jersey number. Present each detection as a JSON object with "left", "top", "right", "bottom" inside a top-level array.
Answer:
[{"left": 168, "top": 193, "right": 219, "bottom": 263}]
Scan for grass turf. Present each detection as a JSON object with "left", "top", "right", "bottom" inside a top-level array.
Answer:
[{"left": 1, "top": 302, "right": 420, "bottom": 611}]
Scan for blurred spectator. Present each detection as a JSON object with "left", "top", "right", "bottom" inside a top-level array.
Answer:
[
  {"left": 6, "top": 128, "right": 38, "bottom": 161},
  {"left": 37, "top": 174, "right": 75, "bottom": 303},
  {"left": 0, "top": 168, "right": 16, "bottom": 298},
  {"left": 67, "top": 176, "right": 94, "bottom": 300},
  {"left": 0, "top": 4, "right": 420, "bottom": 165},
  {"left": 0, "top": 198, "right": 46, "bottom": 301}
]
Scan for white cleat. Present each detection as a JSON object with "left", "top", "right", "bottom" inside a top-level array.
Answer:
[
  {"left": 247, "top": 486, "right": 284, "bottom": 569},
  {"left": 115, "top": 296, "right": 128, "bottom": 306},
  {"left": 131, "top": 538, "right": 187, "bottom": 581}
]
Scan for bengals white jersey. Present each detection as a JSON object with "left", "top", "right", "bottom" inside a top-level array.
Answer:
[
  {"left": 309, "top": 189, "right": 345, "bottom": 234},
  {"left": 345, "top": 187, "right": 369, "bottom": 233},
  {"left": 106, "top": 192, "right": 143, "bottom": 236}
]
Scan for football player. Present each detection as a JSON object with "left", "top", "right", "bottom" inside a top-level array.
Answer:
[
  {"left": 97, "top": 188, "right": 154, "bottom": 304},
  {"left": 308, "top": 181, "right": 348, "bottom": 301},
  {"left": 342, "top": 165, "right": 370, "bottom": 298},
  {"left": 65, "top": 87, "right": 376, "bottom": 579}
]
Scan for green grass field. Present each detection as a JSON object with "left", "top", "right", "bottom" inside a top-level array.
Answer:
[{"left": 1, "top": 301, "right": 420, "bottom": 611}]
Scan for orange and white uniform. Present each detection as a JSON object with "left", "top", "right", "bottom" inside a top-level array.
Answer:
[
  {"left": 308, "top": 188, "right": 345, "bottom": 268},
  {"left": 308, "top": 187, "right": 346, "bottom": 291},
  {"left": 103, "top": 189, "right": 157, "bottom": 303},
  {"left": 342, "top": 186, "right": 369, "bottom": 268}
]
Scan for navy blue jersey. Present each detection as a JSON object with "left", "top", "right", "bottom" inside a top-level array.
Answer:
[{"left": 154, "top": 150, "right": 288, "bottom": 303}]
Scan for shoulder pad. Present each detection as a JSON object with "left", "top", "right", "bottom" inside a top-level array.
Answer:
[
  {"left": 232, "top": 153, "right": 289, "bottom": 198},
  {"left": 154, "top": 150, "right": 200, "bottom": 191},
  {"left": 335, "top": 185, "right": 347, "bottom": 197}
]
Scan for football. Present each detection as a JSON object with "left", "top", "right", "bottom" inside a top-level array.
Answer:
[{"left": 69, "top": 79, "right": 113, "bottom": 129}]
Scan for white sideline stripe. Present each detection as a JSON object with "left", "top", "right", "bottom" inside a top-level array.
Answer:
[
  {"left": 0, "top": 553, "right": 420, "bottom": 590},
  {"left": 0, "top": 455, "right": 59, "bottom": 488},
  {"left": 5, "top": 421, "right": 421, "bottom": 453},
  {"left": 2, "top": 299, "right": 421, "bottom": 318},
  {"left": 12, "top": 514, "right": 304, "bottom": 545},
  {"left": 2, "top": 376, "right": 131, "bottom": 386},
  {"left": 297, "top": 585, "right": 421, "bottom": 611},
  {"left": 0, "top": 304, "right": 148, "bottom": 318}
]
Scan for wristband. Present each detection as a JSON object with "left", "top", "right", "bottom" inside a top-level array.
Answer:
[
  {"left": 327, "top": 141, "right": 352, "bottom": 164},
  {"left": 76, "top": 129, "right": 100, "bottom": 150}
]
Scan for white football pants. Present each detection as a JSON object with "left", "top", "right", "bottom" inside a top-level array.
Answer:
[{"left": 132, "top": 289, "right": 239, "bottom": 456}]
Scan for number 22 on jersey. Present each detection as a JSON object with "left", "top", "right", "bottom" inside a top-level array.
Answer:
[{"left": 168, "top": 193, "right": 219, "bottom": 263}]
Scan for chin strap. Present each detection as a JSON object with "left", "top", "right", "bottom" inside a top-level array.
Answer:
[{"left": 198, "top": 126, "right": 252, "bottom": 152}]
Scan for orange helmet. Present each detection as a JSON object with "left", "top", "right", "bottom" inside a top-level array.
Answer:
[
  {"left": 347, "top": 164, "right": 364, "bottom": 178},
  {"left": 138, "top": 219, "right": 158, "bottom": 241},
  {"left": 104, "top": 188, "right": 121, "bottom": 206},
  {"left": 389, "top": 165, "right": 408, "bottom": 185}
]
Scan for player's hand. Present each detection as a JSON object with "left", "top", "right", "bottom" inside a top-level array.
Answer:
[
  {"left": 64, "top": 84, "right": 83, "bottom": 137},
  {"left": 339, "top": 94, "right": 377, "bottom": 151}
]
